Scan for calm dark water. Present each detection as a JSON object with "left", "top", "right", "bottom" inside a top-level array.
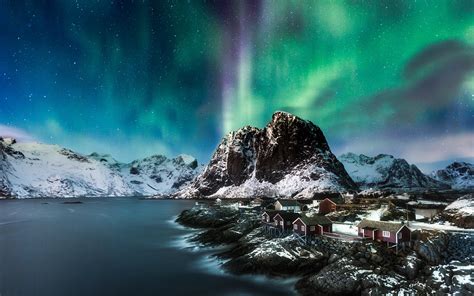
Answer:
[{"left": 0, "top": 198, "right": 295, "bottom": 296}]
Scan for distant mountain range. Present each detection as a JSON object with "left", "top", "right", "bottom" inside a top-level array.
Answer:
[
  {"left": 1, "top": 112, "right": 472, "bottom": 199},
  {"left": 178, "top": 112, "right": 472, "bottom": 198},
  {"left": 0, "top": 137, "right": 200, "bottom": 198},
  {"left": 431, "top": 162, "right": 474, "bottom": 189},
  {"left": 338, "top": 153, "right": 449, "bottom": 191}
]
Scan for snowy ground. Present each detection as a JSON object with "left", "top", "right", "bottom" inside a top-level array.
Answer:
[
  {"left": 331, "top": 206, "right": 388, "bottom": 237},
  {"left": 332, "top": 223, "right": 359, "bottom": 236},
  {"left": 355, "top": 205, "right": 388, "bottom": 221},
  {"left": 408, "top": 221, "right": 474, "bottom": 233},
  {"left": 445, "top": 197, "right": 474, "bottom": 215},
  {"left": 407, "top": 199, "right": 449, "bottom": 206}
]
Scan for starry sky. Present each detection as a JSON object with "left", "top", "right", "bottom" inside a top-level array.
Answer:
[{"left": 1, "top": 0, "right": 473, "bottom": 171}]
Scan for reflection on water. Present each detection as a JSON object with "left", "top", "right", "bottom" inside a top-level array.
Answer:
[{"left": 0, "top": 198, "right": 295, "bottom": 296}]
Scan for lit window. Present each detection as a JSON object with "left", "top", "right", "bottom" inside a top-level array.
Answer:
[
  {"left": 382, "top": 231, "right": 390, "bottom": 238},
  {"left": 293, "top": 224, "right": 297, "bottom": 230},
  {"left": 398, "top": 232, "right": 402, "bottom": 239},
  {"left": 301, "top": 225, "right": 304, "bottom": 231},
  {"left": 280, "top": 221, "right": 283, "bottom": 226}
]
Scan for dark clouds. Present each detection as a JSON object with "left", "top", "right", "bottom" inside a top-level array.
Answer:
[{"left": 368, "top": 40, "right": 474, "bottom": 123}]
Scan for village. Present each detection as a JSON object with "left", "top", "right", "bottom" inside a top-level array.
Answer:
[
  {"left": 235, "top": 195, "right": 413, "bottom": 253},
  {"left": 178, "top": 193, "right": 473, "bottom": 295},
  {"left": 206, "top": 192, "right": 473, "bottom": 253}
]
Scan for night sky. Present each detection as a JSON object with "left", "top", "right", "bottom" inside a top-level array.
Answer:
[{"left": 1, "top": 0, "right": 473, "bottom": 171}]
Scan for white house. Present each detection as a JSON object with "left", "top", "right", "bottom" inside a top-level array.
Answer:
[{"left": 274, "top": 200, "right": 301, "bottom": 212}]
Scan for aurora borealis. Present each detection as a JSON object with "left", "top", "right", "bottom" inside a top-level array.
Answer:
[{"left": 1, "top": 1, "right": 473, "bottom": 170}]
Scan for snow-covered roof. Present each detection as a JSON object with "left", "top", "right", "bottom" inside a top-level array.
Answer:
[
  {"left": 276, "top": 199, "right": 301, "bottom": 207},
  {"left": 357, "top": 219, "right": 407, "bottom": 233},
  {"left": 296, "top": 215, "right": 333, "bottom": 226}
]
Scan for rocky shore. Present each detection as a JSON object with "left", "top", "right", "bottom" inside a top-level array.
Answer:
[{"left": 176, "top": 204, "right": 474, "bottom": 295}]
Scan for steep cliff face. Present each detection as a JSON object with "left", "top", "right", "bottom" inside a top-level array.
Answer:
[
  {"left": 0, "top": 142, "right": 13, "bottom": 198},
  {"left": 179, "top": 111, "right": 357, "bottom": 198},
  {"left": 339, "top": 153, "right": 449, "bottom": 191}
]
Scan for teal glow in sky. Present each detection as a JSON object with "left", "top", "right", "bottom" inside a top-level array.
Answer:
[{"left": 1, "top": 1, "right": 473, "bottom": 171}]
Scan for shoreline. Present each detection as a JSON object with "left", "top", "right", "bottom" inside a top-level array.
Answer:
[
  {"left": 174, "top": 203, "right": 474, "bottom": 295},
  {"left": 169, "top": 215, "right": 299, "bottom": 295},
  {"left": 2, "top": 187, "right": 473, "bottom": 200}
]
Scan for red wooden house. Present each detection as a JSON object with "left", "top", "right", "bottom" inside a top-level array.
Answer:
[
  {"left": 273, "top": 212, "right": 300, "bottom": 232},
  {"left": 319, "top": 197, "right": 344, "bottom": 215},
  {"left": 292, "top": 215, "right": 333, "bottom": 237},
  {"left": 262, "top": 210, "right": 280, "bottom": 226},
  {"left": 357, "top": 219, "right": 411, "bottom": 246}
]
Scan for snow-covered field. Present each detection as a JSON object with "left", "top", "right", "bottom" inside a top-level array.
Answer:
[
  {"left": 332, "top": 223, "right": 359, "bottom": 236},
  {"left": 409, "top": 221, "right": 474, "bottom": 232},
  {"left": 445, "top": 197, "right": 474, "bottom": 216}
]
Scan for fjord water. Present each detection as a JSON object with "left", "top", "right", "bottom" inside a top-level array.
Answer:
[{"left": 0, "top": 198, "right": 294, "bottom": 296}]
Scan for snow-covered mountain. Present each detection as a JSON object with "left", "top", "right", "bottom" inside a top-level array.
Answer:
[
  {"left": 441, "top": 193, "right": 473, "bottom": 228},
  {"left": 339, "top": 153, "right": 449, "bottom": 191},
  {"left": 177, "top": 111, "right": 358, "bottom": 199},
  {"left": 431, "top": 162, "right": 474, "bottom": 189},
  {"left": 0, "top": 137, "right": 200, "bottom": 198}
]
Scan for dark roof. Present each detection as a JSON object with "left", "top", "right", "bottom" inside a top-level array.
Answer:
[
  {"left": 296, "top": 215, "right": 332, "bottom": 226},
  {"left": 262, "top": 210, "right": 283, "bottom": 220},
  {"left": 297, "top": 200, "right": 313, "bottom": 205},
  {"left": 312, "top": 192, "right": 342, "bottom": 200},
  {"left": 357, "top": 219, "right": 407, "bottom": 233},
  {"left": 277, "top": 200, "right": 301, "bottom": 207},
  {"left": 274, "top": 212, "right": 300, "bottom": 221},
  {"left": 322, "top": 197, "right": 344, "bottom": 204}
]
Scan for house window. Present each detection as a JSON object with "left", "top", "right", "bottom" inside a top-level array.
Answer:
[
  {"left": 301, "top": 225, "right": 305, "bottom": 231},
  {"left": 280, "top": 221, "right": 284, "bottom": 226},
  {"left": 398, "top": 232, "right": 402, "bottom": 239},
  {"left": 266, "top": 217, "right": 269, "bottom": 222},
  {"left": 310, "top": 226, "right": 315, "bottom": 231},
  {"left": 382, "top": 231, "right": 390, "bottom": 238},
  {"left": 293, "top": 224, "right": 297, "bottom": 230}
]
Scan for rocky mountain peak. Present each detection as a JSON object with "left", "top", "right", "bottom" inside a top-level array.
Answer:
[
  {"left": 431, "top": 161, "right": 473, "bottom": 189},
  {"left": 174, "top": 154, "right": 198, "bottom": 169},
  {"left": 0, "top": 137, "right": 17, "bottom": 145},
  {"left": 446, "top": 161, "right": 472, "bottom": 172},
  {"left": 179, "top": 112, "right": 357, "bottom": 198},
  {"left": 269, "top": 110, "right": 300, "bottom": 126}
]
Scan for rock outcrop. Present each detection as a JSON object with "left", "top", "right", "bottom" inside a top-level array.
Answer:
[
  {"left": 178, "top": 111, "right": 357, "bottom": 198},
  {"left": 439, "top": 194, "right": 474, "bottom": 228},
  {"left": 176, "top": 204, "right": 474, "bottom": 296}
]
